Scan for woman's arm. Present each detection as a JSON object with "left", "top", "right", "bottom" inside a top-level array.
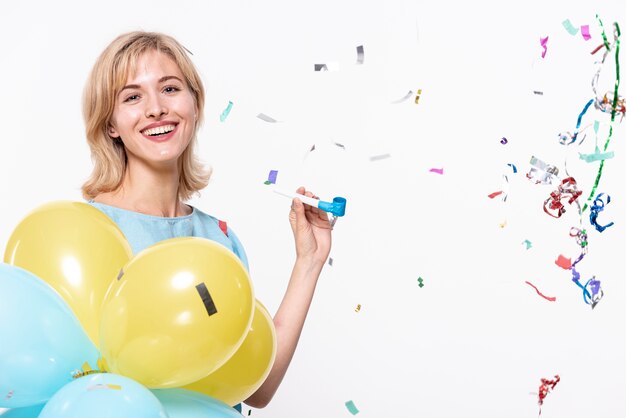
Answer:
[{"left": 244, "top": 187, "right": 332, "bottom": 408}]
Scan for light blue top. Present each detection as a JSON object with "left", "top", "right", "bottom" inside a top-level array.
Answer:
[{"left": 87, "top": 200, "right": 249, "bottom": 271}]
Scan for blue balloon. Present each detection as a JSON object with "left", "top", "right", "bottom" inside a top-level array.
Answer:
[
  {"left": 0, "top": 404, "right": 45, "bottom": 418},
  {"left": 0, "top": 264, "right": 100, "bottom": 408},
  {"left": 39, "top": 374, "right": 168, "bottom": 418},
  {"left": 152, "top": 389, "right": 242, "bottom": 418}
]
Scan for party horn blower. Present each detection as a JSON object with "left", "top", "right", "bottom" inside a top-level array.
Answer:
[{"left": 273, "top": 189, "right": 347, "bottom": 217}]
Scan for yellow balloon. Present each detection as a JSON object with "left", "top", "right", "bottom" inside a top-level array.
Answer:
[
  {"left": 99, "top": 237, "right": 254, "bottom": 389},
  {"left": 3, "top": 201, "right": 133, "bottom": 346},
  {"left": 184, "top": 300, "right": 277, "bottom": 406}
]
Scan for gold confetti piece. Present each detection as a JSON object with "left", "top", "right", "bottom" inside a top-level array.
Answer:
[
  {"left": 87, "top": 384, "right": 122, "bottom": 391},
  {"left": 415, "top": 89, "right": 422, "bottom": 104},
  {"left": 355, "top": 304, "right": 361, "bottom": 312}
]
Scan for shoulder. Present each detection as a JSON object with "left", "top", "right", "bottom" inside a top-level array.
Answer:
[{"left": 191, "top": 207, "right": 250, "bottom": 271}]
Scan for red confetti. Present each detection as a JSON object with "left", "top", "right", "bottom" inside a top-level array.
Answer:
[
  {"left": 218, "top": 220, "right": 228, "bottom": 237},
  {"left": 554, "top": 255, "right": 572, "bottom": 270},
  {"left": 488, "top": 190, "right": 504, "bottom": 199},
  {"left": 537, "top": 375, "right": 560, "bottom": 415},
  {"left": 525, "top": 281, "right": 556, "bottom": 302},
  {"left": 543, "top": 177, "right": 582, "bottom": 218}
]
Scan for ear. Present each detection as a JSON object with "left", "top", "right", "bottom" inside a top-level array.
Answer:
[{"left": 108, "top": 124, "right": 120, "bottom": 139}]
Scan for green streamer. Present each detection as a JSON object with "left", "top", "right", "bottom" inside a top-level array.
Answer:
[
  {"left": 583, "top": 21, "right": 621, "bottom": 212},
  {"left": 597, "top": 15, "right": 610, "bottom": 51}
]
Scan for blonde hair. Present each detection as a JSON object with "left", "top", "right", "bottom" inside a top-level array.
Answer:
[{"left": 81, "top": 31, "right": 210, "bottom": 201}]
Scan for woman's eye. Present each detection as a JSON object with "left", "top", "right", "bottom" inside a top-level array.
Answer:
[
  {"left": 124, "top": 94, "right": 140, "bottom": 102},
  {"left": 164, "top": 86, "right": 181, "bottom": 94}
]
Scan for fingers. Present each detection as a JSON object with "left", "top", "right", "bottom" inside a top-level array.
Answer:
[{"left": 293, "top": 186, "right": 333, "bottom": 228}]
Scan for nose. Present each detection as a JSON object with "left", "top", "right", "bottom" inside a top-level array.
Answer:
[{"left": 145, "top": 93, "right": 168, "bottom": 118}]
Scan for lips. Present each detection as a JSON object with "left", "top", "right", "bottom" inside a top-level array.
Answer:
[{"left": 140, "top": 122, "right": 179, "bottom": 142}]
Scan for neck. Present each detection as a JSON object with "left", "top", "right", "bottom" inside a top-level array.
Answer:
[{"left": 101, "top": 159, "right": 190, "bottom": 218}]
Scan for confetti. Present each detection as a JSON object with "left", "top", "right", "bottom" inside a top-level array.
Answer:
[
  {"left": 264, "top": 170, "right": 278, "bottom": 185},
  {"left": 579, "top": 146, "right": 615, "bottom": 162},
  {"left": 537, "top": 375, "right": 560, "bottom": 415},
  {"left": 220, "top": 100, "right": 233, "bottom": 122},
  {"left": 526, "top": 156, "right": 559, "bottom": 185},
  {"left": 415, "top": 89, "right": 422, "bottom": 104},
  {"left": 562, "top": 19, "right": 579, "bottom": 36},
  {"left": 554, "top": 255, "right": 572, "bottom": 270},
  {"left": 500, "top": 137, "right": 508, "bottom": 144},
  {"left": 218, "top": 220, "right": 228, "bottom": 237},
  {"left": 429, "top": 167, "right": 444, "bottom": 175},
  {"left": 507, "top": 163, "right": 518, "bottom": 173},
  {"left": 540, "top": 36, "right": 549, "bottom": 58},
  {"left": 543, "top": 177, "right": 582, "bottom": 218},
  {"left": 581, "top": 24, "right": 591, "bottom": 40},
  {"left": 356, "top": 45, "right": 364, "bottom": 64},
  {"left": 5, "top": 390, "right": 13, "bottom": 399},
  {"left": 328, "top": 257, "right": 333, "bottom": 266},
  {"left": 582, "top": 18, "right": 622, "bottom": 212},
  {"left": 369, "top": 153, "right": 391, "bottom": 162},
  {"left": 589, "top": 193, "right": 614, "bottom": 232},
  {"left": 391, "top": 90, "right": 414, "bottom": 104},
  {"left": 558, "top": 99, "right": 593, "bottom": 145},
  {"left": 522, "top": 239, "right": 532, "bottom": 249},
  {"left": 417, "top": 276, "right": 424, "bottom": 288},
  {"left": 488, "top": 190, "right": 503, "bottom": 199},
  {"left": 533, "top": 90, "right": 544, "bottom": 95},
  {"left": 334, "top": 142, "right": 346, "bottom": 150},
  {"left": 87, "top": 384, "right": 122, "bottom": 391},
  {"left": 590, "top": 43, "right": 605, "bottom": 55},
  {"left": 573, "top": 275, "right": 604, "bottom": 308},
  {"left": 499, "top": 219, "right": 507, "bottom": 228},
  {"left": 257, "top": 113, "right": 278, "bottom": 123},
  {"left": 525, "top": 281, "right": 556, "bottom": 302},
  {"left": 314, "top": 62, "right": 339, "bottom": 71},
  {"left": 355, "top": 304, "right": 361, "bottom": 312},
  {"left": 345, "top": 400, "right": 360, "bottom": 415}
]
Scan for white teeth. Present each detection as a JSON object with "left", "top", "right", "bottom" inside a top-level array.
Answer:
[{"left": 143, "top": 124, "right": 175, "bottom": 136}]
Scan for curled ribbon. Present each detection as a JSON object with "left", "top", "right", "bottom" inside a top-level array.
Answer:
[
  {"left": 589, "top": 192, "right": 615, "bottom": 232},
  {"left": 543, "top": 177, "right": 582, "bottom": 218},
  {"left": 527, "top": 156, "right": 559, "bottom": 185},
  {"left": 583, "top": 17, "right": 621, "bottom": 212},
  {"left": 538, "top": 375, "right": 560, "bottom": 415},
  {"left": 558, "top": 99, "right": 594, "bottom": 145}
]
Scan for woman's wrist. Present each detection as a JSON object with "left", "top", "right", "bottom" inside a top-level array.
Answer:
[{"left": 293, "top": 254, "right": 326, "bottom": 275}]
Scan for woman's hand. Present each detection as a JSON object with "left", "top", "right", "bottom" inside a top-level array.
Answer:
[{"left": 288, "top": 186, "right": 332, "bottom": 266}]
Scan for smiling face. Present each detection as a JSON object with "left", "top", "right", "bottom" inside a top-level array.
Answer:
[{"left": 109, "top": 49, "right": 197, "bottom": 169}]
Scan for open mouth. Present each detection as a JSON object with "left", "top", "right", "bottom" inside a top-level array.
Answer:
[{"left": 142, "top": 124, "right": 177, "bottom": 137}]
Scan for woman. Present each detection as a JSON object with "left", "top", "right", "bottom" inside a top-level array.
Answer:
[{"left": 81, "top": 31, "right": 332, "bottom": 408}]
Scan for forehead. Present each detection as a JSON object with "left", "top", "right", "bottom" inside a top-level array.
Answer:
[{"left": 123, "top": 50, "right": 184, "bottom": 84}]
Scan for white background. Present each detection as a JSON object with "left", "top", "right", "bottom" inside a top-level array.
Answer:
[{"left": 1, "top": 1, "right": 625, "bottom": 417}]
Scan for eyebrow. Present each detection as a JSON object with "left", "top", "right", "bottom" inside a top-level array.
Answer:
[{"left": 119, "top": 76, "right": 184, "bottom": 94}]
